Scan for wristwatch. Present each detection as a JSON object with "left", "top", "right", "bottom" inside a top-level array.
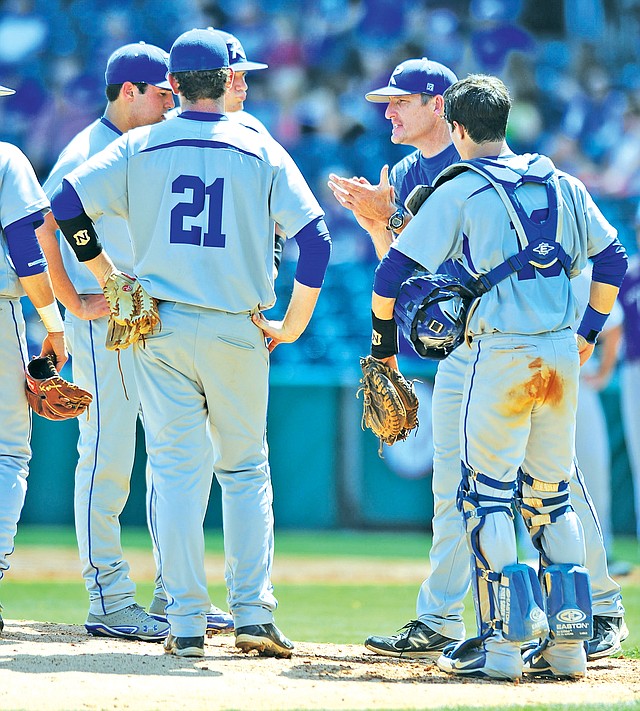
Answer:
[{"left": 386, "top": 209, "right": 405, "bottom": 232}]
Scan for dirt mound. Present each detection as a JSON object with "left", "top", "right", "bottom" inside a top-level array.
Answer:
[{"left": 0, "top": 620, "right": 638, "bottom": 710}]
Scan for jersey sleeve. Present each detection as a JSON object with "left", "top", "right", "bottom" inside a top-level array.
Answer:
[
  {"left": 0, "top": 143, "right": 49, "bottom": 228},
  {"left": 268, "top": 146, "right": 324, "bottom": 238},
  {"left": 64, "top": 134, "right": 130, "bottom": 222},
  {"left": 392, "top": 181, "right": 463, "bottom": 273}
]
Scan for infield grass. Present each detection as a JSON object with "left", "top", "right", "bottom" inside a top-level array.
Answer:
[{"left": 4, "top": 526, "right": 640, "bottom": 656}]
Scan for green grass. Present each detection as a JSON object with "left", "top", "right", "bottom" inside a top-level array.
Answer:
[{"left": 4, "top": 526, "right": 640, "bottom": 654}]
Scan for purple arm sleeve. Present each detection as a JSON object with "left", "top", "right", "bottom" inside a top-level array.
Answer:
[
  {"left": 293, "top": 217, "right": 331, "bottom": 288},
  {"left": 591, "top": 239, "right": 628, "bottom": 288},
  {"left": 50, "top": 179, "right": 85, "bottom": 221},
  {"left": 373, "top": 247, "right": 420, "bottom": 298},
  {"left": 5, "top": 214, "right": 48, "bottom": 277}
]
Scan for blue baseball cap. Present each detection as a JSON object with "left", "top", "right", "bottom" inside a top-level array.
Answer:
[
  {"left": 169, "top": 29, "right": 229, "bottom": 73},
  {"left": 365, "top": 58, "right": 458, "bottom": 102},
  {"left": 105, "top": 42, "right": 171, "bottom": 89},
  {"left": 213, "top": 29, "right": 268, "bottom": 71},
  {"left": 0, "top": 85, "right": 15, "bottom": 97}
]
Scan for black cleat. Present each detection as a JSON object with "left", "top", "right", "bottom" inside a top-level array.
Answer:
[
  {"left": 235, "top": 623, "right": 294, "bottom": 658},
  {"left": 365, "top": 620, "right": 458, "bottom": 659}
]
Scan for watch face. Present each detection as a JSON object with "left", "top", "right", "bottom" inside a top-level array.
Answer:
[{"left": 390, "top": 213, "right": 404, "bottom": 229}]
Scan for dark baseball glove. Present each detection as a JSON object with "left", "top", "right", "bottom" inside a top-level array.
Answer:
[
  {"left": 103, "top": 271, "right": 160, "bottom": 351},
  {"left": 25, "top": 356, "right": 93, "bottom": 421},
  {"left": 357, "top": 355, "right": 419, "bottom": 454}
]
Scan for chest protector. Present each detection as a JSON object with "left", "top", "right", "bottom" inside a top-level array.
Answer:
[{"left": 395, "top": 154, "right": 571, "bottom": 360}]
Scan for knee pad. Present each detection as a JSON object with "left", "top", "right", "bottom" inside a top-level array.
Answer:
[
  {"left": 517, "top": 471, "right": 572, "bottom": 565},
  {"left": 499, "top": 563, "right": 549, "bottom": 642},
  {"left": 543, "top": 563, "right": 592, "bottom": 641}
]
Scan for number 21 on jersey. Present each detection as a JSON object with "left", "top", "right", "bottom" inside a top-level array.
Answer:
[{"left": 170, "top": 175, "right": 226, "bottom": 247}]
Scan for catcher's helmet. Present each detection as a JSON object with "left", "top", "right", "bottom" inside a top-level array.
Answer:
[{"left": 394, "top": 273, "right": 474, "bottom": 360}]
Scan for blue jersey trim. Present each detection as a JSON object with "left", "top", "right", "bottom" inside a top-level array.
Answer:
[
  {"left": 100, "top": 116, "right": 122, "bottom": 136},
  {"left": 140, "top": 138, "right": 263, "bottom": 161},
  {"left": 178, "top": 111, "right": 228, "bottom": 122}
]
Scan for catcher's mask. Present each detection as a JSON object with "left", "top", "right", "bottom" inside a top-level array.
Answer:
[{"left": 394, "top": 273, "right": 474, "bottom": 360}]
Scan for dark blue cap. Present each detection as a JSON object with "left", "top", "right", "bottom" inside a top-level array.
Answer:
[
  {"left": 213, "top": 29, "right": 268, "bottom": 71},
  {"left": 169, "top": 29, "right": 229, "bottom": 73},
  {"left": 365, "top": 58, "right": 458, "bottom": 102},
  {"left": 105, "top": 42, "right": 171, "bottom": 89}
]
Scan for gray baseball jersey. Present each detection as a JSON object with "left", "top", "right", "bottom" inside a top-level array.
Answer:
[
  {"left": 44, "top": 119, "right": 135, "bottom": 294},
  {"left": 65, "top": 113, "right": 322, "bottom": 311},
  {"left": 0, "top": 143, "right": 49, "bottom": 297}
]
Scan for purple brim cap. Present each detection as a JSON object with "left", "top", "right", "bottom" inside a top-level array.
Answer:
[
  {"left": 212, "top": 29, "right": 268, "bottom": 72},
  {"left": 169, "top": 28, "right": 229, "bottom": 73},
  {"left": 0, "top": 84, "right": 15, "bottom": 96},
  {"left": 105, "top": 42, "right": 171, "bottom": 89},
  {"left": 366, "top": 57, "right": 458, "bottom": 102}
]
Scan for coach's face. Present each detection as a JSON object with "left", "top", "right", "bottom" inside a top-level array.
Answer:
[
  {"left": 129, "top": 84, "right": 175, "bottom": 129},
  {"left": 384, "top": 94, "right": 437, "bottom": 148}
]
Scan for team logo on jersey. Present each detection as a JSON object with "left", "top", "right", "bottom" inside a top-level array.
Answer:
[
  {"left": 73, "top": 229, "right": 91, "bottom": 246},
  {"left": 532, "top": 242, "right": 554, "bottom": 257}
]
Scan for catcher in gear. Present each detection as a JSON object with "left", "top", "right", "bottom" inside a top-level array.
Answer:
[{"left": 25, "top": 355, "right": 92, "bottom": 420}]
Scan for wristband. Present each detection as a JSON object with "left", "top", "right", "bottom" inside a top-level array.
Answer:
[
  {"left": 371, "top": 311, "right": 398, "bottom": 359},
  {"left": 577, "top": 304, "right": 608, "bottom": 344},
  {"left": 57, "top": 214, "right": 103, "bottom": 263},
  {"left": 36, "top": 301, "right": 64, "bottom": 333}
]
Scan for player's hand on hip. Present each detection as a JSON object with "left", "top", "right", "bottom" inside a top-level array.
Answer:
[
  {"left": 252, "top": 312, "right": 300, "bottom": 353},
  {"left": 77, "top": 293, "right": 110, "bottom": 321},
  {"left": 39, "top": 331, "right": 68, "bottom": 370},
  {"left": 576, "top": 333, "right": 595, "bottom": 366}
]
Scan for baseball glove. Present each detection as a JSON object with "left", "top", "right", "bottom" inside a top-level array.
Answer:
[
  {"left": 357, "top": 355, "right": 419, "bottom": 454},
  {"left": 25, "top": 356, "right": 93, "bottom": 421},
  {"left": 103, "top": 272, "right": 160, "bottom": 351}
]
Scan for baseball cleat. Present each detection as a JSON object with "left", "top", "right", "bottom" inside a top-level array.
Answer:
[
  {"left": 148, "top": 595, "right": 234, "bottom": 636},
  {"left": 235, "top": 623, "right": 294, "bottom": 658},
  {"left": 164, "top": 634, "right": 205, "bottom": 658},
  {"left": 436, "top": 636, "right": 523, "bottom": 680},
  {"left": 85, "top": 603, "right": 169, "bottom": 641},
  {"left": 365, "top": 620, "right": 458, "bottom": 658},
  {"left": 585, "top": 615, "right": 629, "bottom": 661},
  {"left": 523, "top": 639, "right": 586, "bottom": 679}
]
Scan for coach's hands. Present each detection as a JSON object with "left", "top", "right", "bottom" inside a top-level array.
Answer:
[{"left": 328, "top": 165, "right": 396, "bottom": 224}]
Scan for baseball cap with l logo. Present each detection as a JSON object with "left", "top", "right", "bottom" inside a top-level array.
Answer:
[
  {"left": 105, "top": 42, "right": 171, "bottom": 89},
  {"left": 365, "top": 58, "right": 458, "bottom": 102}
]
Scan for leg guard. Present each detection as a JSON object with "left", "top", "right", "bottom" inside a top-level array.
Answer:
[
  {"left": 499, "top": 564, "right": 549, "bottom": 642},
  {"left": 544, "top": 563, "right": 593, "bottom": 641},
  {"left": 458, "top": 464, "right": 544, "bottom": 642}
]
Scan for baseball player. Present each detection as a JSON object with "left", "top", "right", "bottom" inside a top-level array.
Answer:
[
  {"left": 37, "top": 41, "right": 232, "bottom": 641},
  {"left": 51, "top": 29, "right": 331, "bottom": 658},
  {"left": 618, "top": 210, "right": 640, "bottom": 539},
  {"left": 0, "top": 82, "right": 68, "bottom": 633},
  {"left": 328, "top": 58, "right": 628, "bottom": 662},
  {"left": 371, "top": 73, "right": 627, "bottom": 680}
]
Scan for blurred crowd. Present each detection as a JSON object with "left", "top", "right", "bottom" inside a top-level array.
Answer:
[{"left": 3, "top": 0, "right": 640, "bottom": 368}]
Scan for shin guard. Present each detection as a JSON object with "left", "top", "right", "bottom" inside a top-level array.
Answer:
[
  {"left": 543, "top": 564, "right": 592, "bottom": 640},
  {"left": 499, "top": 563, "right": 549, "bottom": 642}
]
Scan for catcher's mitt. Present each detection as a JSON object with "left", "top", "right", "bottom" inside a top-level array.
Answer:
[
  {"left": 357, "top": 355, "right": 419, "bottom": 454},
  {"left": 103, "top": 272, "right": 160, "bottom": 351},
  {"left": 25, "top": 356, "right": 93, "bottom": 421}
]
